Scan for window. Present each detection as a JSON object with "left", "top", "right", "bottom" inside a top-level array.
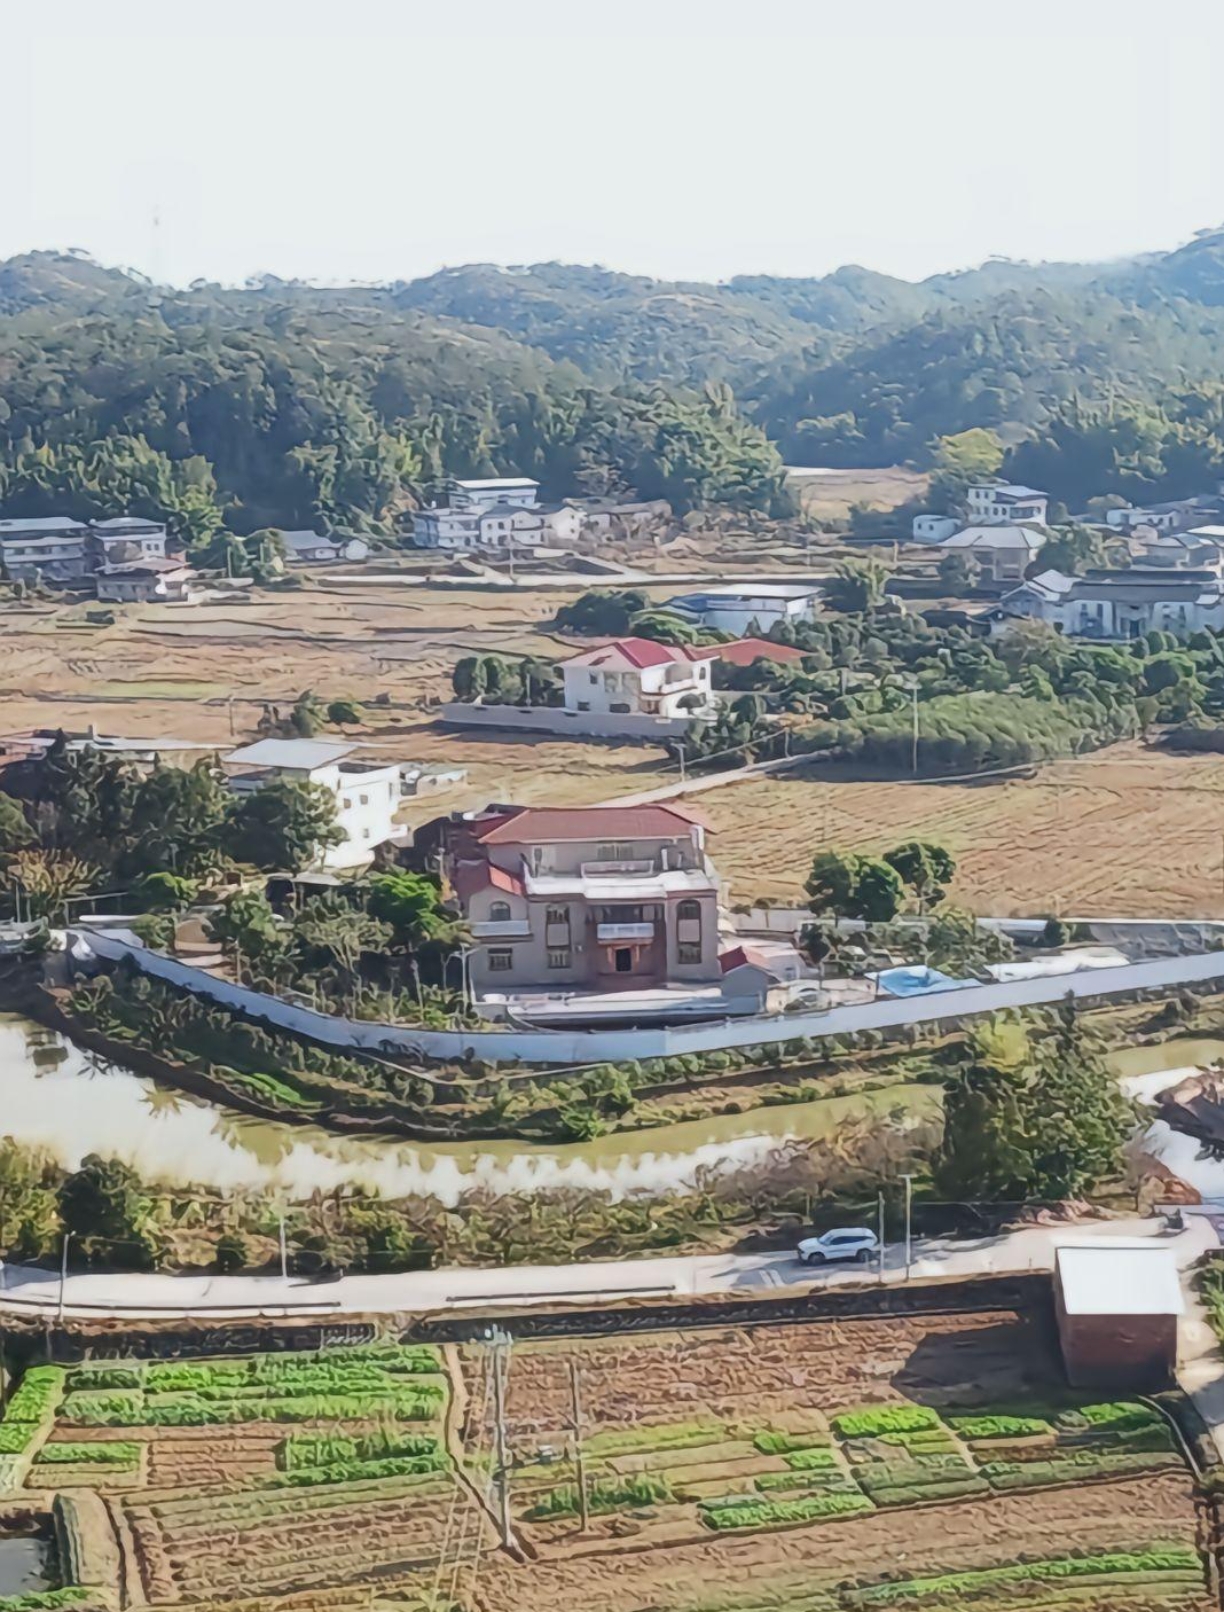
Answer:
[
  {"left": 677, "top": 898, "right": 702, "bottom": 922},
  {"left": 597, "top": 843, "right": 633, "bottom": 862},
  {"left": 678, "top": 941, "right": 703, "bottom": 964},
  {"left": 589, "top": 671, "right": 599, "bottom": 685},
  {"left": 488, "top": 949, "right": 513, "bottom": 972},
  {"left": 342, "top": 797, "right": 352, "bottom": 810},
  {"left": 547, "top": 949, "right": 570, "bottom": 969},
  {"left": 359, "top": 793, "right": 369, "bottom": 806},
  {"left": 546, "top": 906, "right": 569, "bottom": 927},
  {"left": 362, "top": 827, "right": 370, "bottom": 840},
  {"left": 489, "top": 901, "right": 512, "bottom": 923}
]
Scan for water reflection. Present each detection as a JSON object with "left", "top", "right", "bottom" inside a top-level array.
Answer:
[{"left": 0, "top": 1016, "right": 934, "bottom": 1207}]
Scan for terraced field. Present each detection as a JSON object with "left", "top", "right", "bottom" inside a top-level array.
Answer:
[
  {"left": 0, "top": 1312, "right": 1212, "bottom": 1612},
  {"left": 0, "top": 1340, "right": 491, "bottom": 1611},
  {"left": 462, "top": 1310, "right": 1215, "bottom": 1612}
]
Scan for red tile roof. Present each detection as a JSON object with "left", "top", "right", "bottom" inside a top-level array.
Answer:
[
  {"left": 451, "top": 859, "right": 526, "bottom": 900},
  {"left": 693, "top": 637, "right": 805, "bottom": 666},
  {"left": 564, "top": 636, "right": 700, "bottom": 670},
  {"left": 472, "top": 803, "right": 711, "bottom": 845}
]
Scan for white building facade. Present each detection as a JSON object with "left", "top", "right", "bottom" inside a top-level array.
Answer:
[
  {"left": 665, "top": 582, "right": 823, "bottom": 637},
  {"left": 965, "top": 483, "right": 1049, "bottom": 526},
  {"left": 997, "top": 567, "right": 1224, "bottom": 640},
  {"left": 223, "top": 738, "right": 404, "bottom": 870},
  {"left": 561, "top": 637, "right": 715, "bottom": 719}
]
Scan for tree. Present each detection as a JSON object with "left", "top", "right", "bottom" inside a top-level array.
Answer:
[
  {"left": 1040, "top": 523, "right": 1109, "bottom": 575},
  {"left": 327, "top": 699, "right": 364, "bottom": 729},
  {"left": 937, "top": 550, "right": 981, "bottom": 593},
  {"left": 824, "top": 558, "right": 890, "bottom": 614},
  {"left": 365, "top": 871, "right": 452, "bottom": 947},
  {"left": 131, "top": 871, "right": 199, "bottom": 912},
  {"left": 1022, "top": 998, "right": 1133, "bottom": 1200},
  {"left": 0, "top": 793, "right": 35, "bottom": 854},
  {"left": 553, "top": 589, "right": 649, "bottom": 636},
  {"left": 884, "top": 841, "right": 956, "bottom": 910},
  {"left": 124, "top": 760, "right": 229, "bottom": 878},
  {"left": 225, "top": 780, "right": 343, "bottom": 871},
  {"left": 8, "top": 848, "right": 97, "bottom": 922},
  {"left": 206, "top": 888, "right": 283, "bottom": 965},
  {"left": 805, "top": 850, "right": 904, "bottom": 924},
  {"left": 932, "top": 1019, "right": 1034, "bottom": 1201},
  {"left": 926, "top": 429, "right": 1005, "bottom": 513},
  {"left": 57, "top": 1154, "right": 156, "bottom": 1268},
  {"left": 924, "top": 905, "right": 1013, "bottom": 976},
  {"left": 289, "top": 691, "right": 326, "bottom": 737},
  {"left": 292, "top": 894, "right": 391, "bottom": 997}
]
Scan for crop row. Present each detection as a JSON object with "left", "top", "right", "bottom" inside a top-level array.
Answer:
[
  {"left": 841, "top": 1546, "right": 1204, "bottom": 1607},
  {"left": 277, "top": 1430, "right": 442, "bottom": 1471},
  {"left": 701, "top": 1491, "right": 873, "bottom": 1531},
  {"left": 60, "top": 1388, "right": 441, "bottom": 1427}
]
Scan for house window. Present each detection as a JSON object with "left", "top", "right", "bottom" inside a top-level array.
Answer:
[
  {"left": 488, "top": 949, "right": 513, "bottom": 972},
  {"left": 589, "top": 672, "right": 598, "bottom": 685},
  {"left": 678, "top": 941, "right": 703, "bottom": 964},
  {"left": 547, "top": 949, "right": 570, "bottom": 969},
  {"left": 677, "top": 899, "right": 702, "bottom": 922},
  {"left": 597, "top": 843, "right": 633, "bottom": 862},
  {"left": 489, "top": 900, "right": 512, "bottom": 923},
  {"left": 342, "top": 797, "right": 352, "bottom": 810},
  {"left": 359, "top": 793, "right": 369, "bottom": 806},
  {"left": 546, "top": 906, "right": 569, "bottom": 927}
]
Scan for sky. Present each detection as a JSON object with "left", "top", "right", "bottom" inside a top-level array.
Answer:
[{"left": 7, "top": 0, "right": 1224, "bottom": 289}]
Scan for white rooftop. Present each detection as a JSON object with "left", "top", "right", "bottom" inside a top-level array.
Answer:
[
  {"left": 940, "top": 524, "right": 1047, "bottom": 550},
  {"left": 687, "top": 582, "right": 824, "bottom": 601},
  {"left": 0, "top": 519, "right": 88, "bottom": 539},
  {"left": 452, "top": 477, "right": 539, "bottom": 490},
  {"left": 92, "top": 516, "right": 166, "bottom": 532},
  {"left": 224, "top": 738, "right": 360, "bottom": 771},
  {"left": 1055, "top": 1242, "right": 1184, "bottom": 1316},
  {"left": 1185, "top": 526, "right": 1224, "bottom": 543}
]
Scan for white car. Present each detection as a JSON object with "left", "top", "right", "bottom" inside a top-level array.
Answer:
[{"left": 797, "top": 1227, "right": 879, "bottom": 1266}]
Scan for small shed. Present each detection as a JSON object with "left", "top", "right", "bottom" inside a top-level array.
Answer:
[{"left": 1053, "top": 1242, "right": 1183, "bottom": 1390}]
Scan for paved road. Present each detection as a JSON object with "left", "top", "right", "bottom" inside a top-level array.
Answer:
[{"left": 0, "top": 1215, "right": 1211, "bottom": 1321}]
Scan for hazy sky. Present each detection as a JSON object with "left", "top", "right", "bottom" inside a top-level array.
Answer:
[{"left": 8, "top": 0, "right": 1224, "bottom": 288}]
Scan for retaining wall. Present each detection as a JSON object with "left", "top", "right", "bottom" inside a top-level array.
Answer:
[
  {"left": 72, "top": 926, "right": 1224, "bottom": 1067},
  {"left": 437, "top": 701, "right": 688, "bottom": 740}
]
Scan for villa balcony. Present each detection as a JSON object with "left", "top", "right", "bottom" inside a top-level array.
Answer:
[
  {"left": 596, "top": 921, "right": 655, "bottom": 943},
  {"left": 580, "top": 859, "right": 654, "bottom": 876},
  {"left": 469, "top": 918, "right": 533, "bottom": 939}
]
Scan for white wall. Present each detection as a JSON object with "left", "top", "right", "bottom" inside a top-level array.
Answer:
[
  {"left": 439, "top": 702, "right": 691, "bottom": 739},
  {"left": 75, "top": 926, "right": 1224, "bottom": 1068}
]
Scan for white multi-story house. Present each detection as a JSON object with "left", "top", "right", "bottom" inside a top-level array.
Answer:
[
  {"left": 412, "top": 476, "right": 581, "bottom": 551},
  {"left": 447, "top": 803, "right": 724, "bottom": 996},
  {"left": 560, "top": 637, "right": 715, "bottom": 719},
  {"left": 223, "top": 738, "right": 405, "bottom": 870},
  {"left": 0, "top": 517, "right": 92, "bottom": 582},
  {"left": 95, "top": 557, "right": 196, "bottom": 604},
  {"left": 1104, "top": 498, "right": 1216, "bottom": 536},
  {"left": 964, "top": 483, "right": 1049, "bottom": 526},
  {"left": 995, "top": 567, "right": 1224, "bottom": 640},
  {"left": 89, "top": 516, "right": 169, "bottom": 566},
  {"left": 665, "top": 582, "right": 824, "bottom": 637}
]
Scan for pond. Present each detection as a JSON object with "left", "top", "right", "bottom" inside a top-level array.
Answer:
[
  {"left": 0, "top": 1016, "right": 936, "bottom": 1206},
  {"left": 0, "top": 1535, "right": 53, "bottom": 1599}
]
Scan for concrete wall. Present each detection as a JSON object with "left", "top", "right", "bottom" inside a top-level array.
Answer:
[
  {"left": 73, "top": 926, "right": 1224, "bottom": 1068},
  {"left": 437, "top": 702, "right": 689, "bottom": 740}
]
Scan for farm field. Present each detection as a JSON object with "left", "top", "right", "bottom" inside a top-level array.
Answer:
[
  {"left": 0, "top": 1339, "right": 489, "bottom": 1611},
  {"left": 463, "top": 1307, "right": 1213, "bottom": 1612},
  {"left": 0, "top": 1310, "right": 1212, "bottom": 1612},
  {"left": 701, "top": 746, "right": 1224, "bottom": 917}
]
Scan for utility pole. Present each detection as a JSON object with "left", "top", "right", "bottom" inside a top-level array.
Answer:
[
  {"left": 569, "top": 1358, "right": 589, "bottom": 1533},
  {"left": 876, "top": 1191, "right": 885, "bottom": 1286},
  {"left": 491, "top": 1331, "right": 515, "bottom": 1550},
  {"left": 901, "top": 1173, "right": 914, "bottom": 1281},
  {"left": 57, "top": 1233, "right": 71, "bottom": 1324},
  {"left": 910, "top": 682, "right": 919, "bottom": 777}
]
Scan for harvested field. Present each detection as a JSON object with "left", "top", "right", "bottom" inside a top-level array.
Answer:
[
  {"left": 700, "top": 746, "right": 1224, "bottom": 916},
  {"left": 458, "top": 1309, "right": 1212, "bottom": 1612}
]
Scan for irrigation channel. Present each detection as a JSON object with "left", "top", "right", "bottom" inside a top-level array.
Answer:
[{"left": 3, "top": 1015, "right": 1224, "bottom": 1205}]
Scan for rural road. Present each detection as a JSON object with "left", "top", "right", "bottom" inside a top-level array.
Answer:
[{"left": 0, "top": 1214, "right": 1213, "bottom": 1321}]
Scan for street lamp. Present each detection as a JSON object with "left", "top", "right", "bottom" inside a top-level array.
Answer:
[{"left": 901, "top": 1172, "right": 915, "bottom": 1281}]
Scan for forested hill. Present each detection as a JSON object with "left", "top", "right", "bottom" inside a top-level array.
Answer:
[{"left": 5, "top": 230, "right": 1224, "bottom": 542}]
